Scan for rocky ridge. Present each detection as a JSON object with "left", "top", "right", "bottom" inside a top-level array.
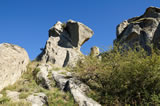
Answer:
[{"left": 115, "top": 6, "right": 160, "bottom": 52}]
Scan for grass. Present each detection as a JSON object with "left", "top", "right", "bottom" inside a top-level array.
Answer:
[
  {"left": 0, "top": 61, "right": 76, "bottom": 106},
  {"left": 130, "top": 17, "right": 154, "bottom": 24},
  {"left": 0, "top": 101, "right": 31, "bottom": 106}
]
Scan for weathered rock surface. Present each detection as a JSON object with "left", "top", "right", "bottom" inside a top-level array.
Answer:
[
  {"left": 36, "top": 64, "right": 52, "bottom": 89},
  {"left": 37, "top": 20, "right": 93, "bottom": 67},
  {"left": 69, "top": 79, "right": 101, "bottom": 106},
  {"left": 5, "top": 90, "right": 48, "bottom": 106},
  {"left": 52, "top": 70, "right": 73, "bottom": 90},
  {"left": 26, "top": 93, "right": 48, "bottom": 106},
  {"left": 115, "top": 7, "right": 160, "bottom": 52},
  {"left": 0, "top": 94, "right": 3, "bottom": 98},
  {"left": 66, "top": 20, "right": 94, "bottom": 48},
  {"left": 0, "top": 43, "right": 30, "bottom": 91},
  {"left": 90, "top": 46, "right": 100, "bottom": 57},
  {"left": 6, "top": 90, "right": 20, "bottom": 102},
  {"left": 52, "top": 69, "right": 101, "bottom": 106}
]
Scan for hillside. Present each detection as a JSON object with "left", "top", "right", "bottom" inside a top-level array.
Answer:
[{"left": 0, "top": 6, "right": 160, "bottom": 106}]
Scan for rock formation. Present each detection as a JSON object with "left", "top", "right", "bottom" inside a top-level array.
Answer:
[
  {"left": 37, "top": 20, "right": 93, "bottom": 67},
  {"left": 26, "top": 93, "right": 48, "bottom": 106},
  {"left": 0, "top": 43, "right": 30, "bottom": 91},
  {"left": 51, "top": 68, "right": 101, "bottom": 106},
  {"left": 34, "top": 63, "right": 101, "bottom": 106},
  {"left": 114, "top": 6, "right": 160, "bottom": 52},
  {"left": 5, "top": 90, "right": 48, "bottom": 106},
  {"left": 90, "top": 46, "right": 100, "bottom": 57}
]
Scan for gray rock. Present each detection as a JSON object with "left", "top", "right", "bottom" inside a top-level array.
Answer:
[
  {"left": 0, "top": 94, "right": 3, "bottom": 98},
  {"left": 116, "top": 20, "right": 129, "bottom": 37},
  {"left": 37, "top": 20, "right": 93, "bottom": 67},
  {"left": 66, "top": 20, "right": 94, "bottom": 48},
  {"left": 36, "top": 64, "right": 52, "bottom": 89},
  {"left": 69, "top": 79, "right": 101, "bottom": 106},
  {"left": 51, "top": 69, "right": 101, "bottom": 106},
  {"left": 0, "top": 43, "right": 30, "bottom": 91},
  {"left": 6, "top": 90, "right": 20, "bottom": 101},
  {"left": 26, "top": 93, "right": 48, "bottom": 106},
  {"left": 115, "top": 7, "right": 160, "bottom": 53},
  {"left": 52, "top": 70, "right": 72, "bottom": 90},
  {"left": 90, "top": 46, "right": 100, "bottom": 57}
]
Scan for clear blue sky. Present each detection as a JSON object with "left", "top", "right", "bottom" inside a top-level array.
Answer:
[{"left": 0, "top": 0, "right": 160, "bottom": 60}]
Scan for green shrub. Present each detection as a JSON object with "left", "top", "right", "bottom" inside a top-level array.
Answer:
[
  {"left": 0, "top": 96, "right": 10, "bottom": 104},
  {"left": 73, "top": 46, "right": 160, "bottom": 105}
]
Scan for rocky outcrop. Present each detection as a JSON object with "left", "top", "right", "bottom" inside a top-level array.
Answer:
[
  {"left": 27, "top": 93, "right": 48, "bottom": 106},
  {"left": 90, "top": 46, "right": 100, "bottom": 57},
  {"left": 0, "top": 94, "right": 3, "bottom": 98},
  {"left": 52, "top": 69, "right": 101, "bottom": 106},
  {"left": 34, "top": 63, "right": 101, "bottom": 106},
  {"left": 115, "top": 7, "right": 160, "bottom": 52},
  {"left": 37, "top": 20, "right": 93, "bottom": 67},
  {"left": 0, "top": 43, "right": 30, "bottom": 91},
  {"left": 36, "top": 64, "right": 52, "bottom": 89},
  {"left": 6, "top": 90, "right": 48, "bottom": 106},
  {"left": 6, "top": 90, "right": 20, "bottom": 102}
]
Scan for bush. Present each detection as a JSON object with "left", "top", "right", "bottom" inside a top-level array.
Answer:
[{"left": 73, "top": 47, "right": 160, "bottom": 105}]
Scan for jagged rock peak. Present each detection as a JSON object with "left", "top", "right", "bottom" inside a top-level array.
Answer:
[
  {"left": 37, "top": 20, "right": 94, "bottom": 67},
  {"left": 115, "top": 6, "right": 160, "bottom": 52}
]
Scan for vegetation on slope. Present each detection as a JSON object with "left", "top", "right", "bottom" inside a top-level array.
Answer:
[
  {"left": 73, "top": 46, "right": 160, "bottom": 105},
  {"left": 0, "top": 61, "right": 76, "bottom": 106}
]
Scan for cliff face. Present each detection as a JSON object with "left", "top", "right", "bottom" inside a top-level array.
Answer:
[{"left": 115, "top": 7, "right": 160, "bottom": 52}]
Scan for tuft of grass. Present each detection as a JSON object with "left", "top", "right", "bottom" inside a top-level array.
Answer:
[
  {"left": 0, "top": 61, "right": 76, "bottom": 106},
  {"left": 0, "top": 96, "right": 10, "bottom": 104},
  {"left": 130, "top": 17, "right": 154, "bottom": 24},
  {"left": 0, "top": 101, "right": 31, "bottom": 106}
]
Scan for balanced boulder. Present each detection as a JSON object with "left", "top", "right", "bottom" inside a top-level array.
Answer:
[
  {"left": 0, "top": 43, "right": 30, "bottom": 91},
  {"left": 37, "top": 20, "right": 93, "bottom": 67}
]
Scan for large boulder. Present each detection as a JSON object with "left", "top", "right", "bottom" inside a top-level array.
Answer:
[
  {"left": 66, "top": 20, "right": 94, "bottom": 48},
  {"left": 114, "top": 6, "right": 160, "bottom": 52},
  {"left": 0, "top": 43, "right": 30, "bottom": 91},
  {"left": 37, "top": 20, "right": 93, "bottom": 67}
]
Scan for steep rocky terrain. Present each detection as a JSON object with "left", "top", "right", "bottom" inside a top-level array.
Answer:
[
  {"left": 0, "top": 20, "right": 100, "bottom": 106},
  {"left": 1, "top": 6, "right": 160, "bottom": 106}
]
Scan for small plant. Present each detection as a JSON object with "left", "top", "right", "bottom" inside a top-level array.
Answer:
[
  {"left": 0, "top": 96, "right": 10, "bottom": 104},
  {"left": 33, "top": 68, "right": 41, "bottom": 77},
  {"left": 61, "top": 22, "right": 66, "bottom": 29}
]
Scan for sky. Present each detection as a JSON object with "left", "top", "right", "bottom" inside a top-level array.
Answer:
[{"left": 0, "top": 0, "right": 160, "bottom": 60}]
